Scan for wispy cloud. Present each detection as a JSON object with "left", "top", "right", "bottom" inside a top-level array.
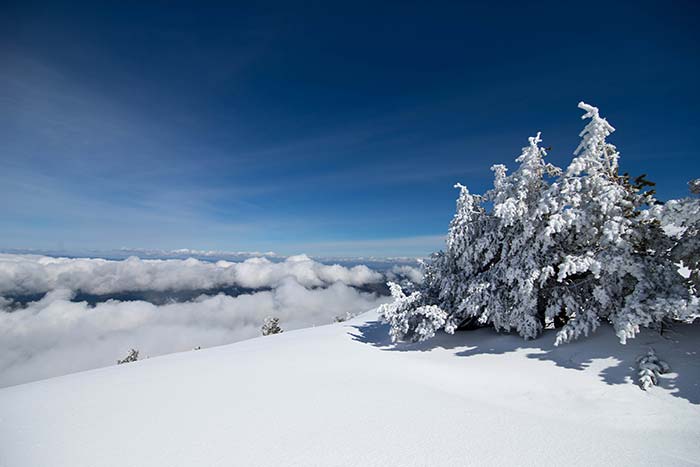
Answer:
[
  {"left": 0, "top": 50, "right": 477, "bottom": 256},
  {"left": 285, "top": 235, "right": 445, "bottom": 257}
]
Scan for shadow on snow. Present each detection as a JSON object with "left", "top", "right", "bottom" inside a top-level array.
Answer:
[{"left": 350, "top": 319, "right": 700, "bottom": 405}]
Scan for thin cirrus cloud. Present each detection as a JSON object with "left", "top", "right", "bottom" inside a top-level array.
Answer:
[
  {"left": 0, "top": 56, "right": 270, "bottom": 249},
  {"left": 0, "top": 53, "right": 455, "bottom": 256},
  {"left": 0, "top": 253, "right": 393, "bottom": 387},
  {"left": 285, "top": 235, "right": 446, "bottom": 257}
]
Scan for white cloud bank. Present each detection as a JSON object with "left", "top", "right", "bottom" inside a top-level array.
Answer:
[
  {"left": 0, "top": 253, "right": 392, "bottom": 387},
  {"left": 387, "top": 264, "right": 424, "bottom": 284},
  {"left": 0, "top": 253, "right": 383, "bottom": 296}
]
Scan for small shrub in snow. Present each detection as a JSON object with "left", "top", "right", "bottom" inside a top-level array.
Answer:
[
  {"left": 117, "top": 348, "right": 139, "bottom": 365},
  {"left": 334, "top": 311, "right": 356, "bottom": 323},
  {"left": 261, "top": 317, "right": 283, "bottom": 336},
  {"left": 380, "top": 102, "right": 698, "bottom": 345},
  {"left": 637, "top": 348, "right": 670, "bottom": 391}
]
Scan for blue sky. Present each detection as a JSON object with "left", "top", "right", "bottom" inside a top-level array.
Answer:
[{"left": 1, "top": 0, "right": 698, "bottom": 256}]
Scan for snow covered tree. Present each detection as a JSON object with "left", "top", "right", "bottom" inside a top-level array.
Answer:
[
  {"left": 261, "top": 317, "right": 283, "bottom": 336},
  {"left": 649, "top": 179, "right": 700, "bottom": 293},
  {"left": 478, "top": 132, "right": 562, "bottom": 338},
  {"left": 380, "top": 102, "right": 698, "bottom": 345},
  {"left": 545, "top": 103, "right": 694, "bottom": 344},
  {"left": 381, "top": 131, "right": 560, "bottom": 341},
  {"left": 117, "top": 348, "right": 139, "bottom": 364}
]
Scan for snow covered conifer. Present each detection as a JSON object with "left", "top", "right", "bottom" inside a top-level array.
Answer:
[
  {"left": 380, "top": 101, "right": 697, "bottom": 346},
  {"left": 117, "top": 348, "right": 139, "bottom": 364},
  {"left": 546, "top": 103, "right": 695, "bottom": 345},
  {"left": 261, "top": 317, "right": 283, "bottom": 336},
  {"left": 480, "top": 132, "right": 561, "bottom": 338},
  {"left": 650, "top": 179, "right": 700, "bottom": 293},
  {"left": 381, "top": 131, "right": 560, "bottom": 340}
]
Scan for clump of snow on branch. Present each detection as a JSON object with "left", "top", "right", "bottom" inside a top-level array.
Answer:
[
  {"left": 637, "top": 348, "right": 670, "bottom": 391},
  {"left": 380, "top": 102, "right": 698, "bottom": 345},
  {"left": 689, "top": 178, "right": 700, "bottom": 195},
  {"left": 378, "top": 282, "right": 447, "bottom": 342}
]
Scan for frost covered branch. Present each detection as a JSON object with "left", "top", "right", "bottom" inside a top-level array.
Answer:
[{"left": 637, "top": 348, "right": 670, "bottom": 391}]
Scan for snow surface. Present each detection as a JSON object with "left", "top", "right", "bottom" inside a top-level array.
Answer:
[{"left": 1, "top": 309, "right": 699, "bottom": 467}]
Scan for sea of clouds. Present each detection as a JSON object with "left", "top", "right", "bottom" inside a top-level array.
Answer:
[
  {"left": 0, "top": 253, "right": 420, "bottom": 387},
  {"left": 0, "top": 253, "right": 384, "bottom": 295}
]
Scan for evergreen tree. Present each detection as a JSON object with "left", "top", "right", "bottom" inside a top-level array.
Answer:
[
  {"left": 546, "top": 103, "right": 693, "bottom": 344},
  {"left": 261, "top": 317, "right": 283, "bottom": 336},
  {"left": 649, "top": 178, "right": 700, "bottom": 293},
  {"left": 117, "top": 348, "right": 139, "bottom": 364},
  {"left": 379, "top": 102, "right": 698, "bottom": 345}
]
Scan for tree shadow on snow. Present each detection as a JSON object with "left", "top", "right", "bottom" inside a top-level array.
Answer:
[{"left": 350, "top": 320, "right": 700, "bottom": 405}]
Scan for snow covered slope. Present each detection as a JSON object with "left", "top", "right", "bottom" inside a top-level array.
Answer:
[{"left": 1, "top": 310, "right": 699, "bottom": 467}]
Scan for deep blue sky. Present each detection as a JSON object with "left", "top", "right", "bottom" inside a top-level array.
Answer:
[{"left": 1, "top": 1, "right": 698, "bottom": 256}]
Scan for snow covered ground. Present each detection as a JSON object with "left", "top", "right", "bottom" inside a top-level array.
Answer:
[{"left": 1, "top": 309, "right": 699, "bottom": 467}]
